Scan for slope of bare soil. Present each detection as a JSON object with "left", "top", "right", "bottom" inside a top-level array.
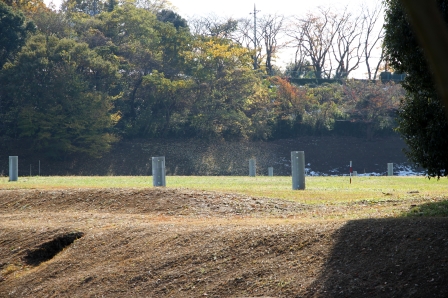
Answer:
[{"left": 1, "top": 188, "right": 448, "bottom": 297}]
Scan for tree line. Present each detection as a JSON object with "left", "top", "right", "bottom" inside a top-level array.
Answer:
[
  {"left": 0, "top": 0, "right": 402, "bottom": 159},
  {"left": 189, "top": 3, "right": 385, "bottom": 79}
]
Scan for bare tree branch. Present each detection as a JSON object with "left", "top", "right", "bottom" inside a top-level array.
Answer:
[
  {"left": 362, "top": 3, "right": 385, "bottom": 80},
  {"left": 259, "top": 14, "right": 285, "bottom": 74},
  {"left": 188, "top": 14, "right": 238, "bottom": 40},
  {"left": 134, "top": 0, "right": 175, "bottom": 13},
  {"left": 289, "top": 8, "right": 345, "bottom": 79},
  {"left": 332, "top": 9, "right": 363, "bottom": 79},
  {"left": 235, "top": 17, "right": 264, "bottom": 69}
]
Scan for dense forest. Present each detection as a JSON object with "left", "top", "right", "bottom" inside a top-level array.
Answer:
[{"left": 0, "top": 0, "right": 404, "bottom": 159}]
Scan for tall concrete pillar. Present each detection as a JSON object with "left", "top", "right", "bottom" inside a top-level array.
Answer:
[
  {"left": 249, "top": 158, "right": 256, "bottom": 177},
  {"left": 268, "top": 167, "right": 273, "bottom": 177},
  {"left": 9, "top": 156, "right": 18, "bottom": 182},
  {"left": 152, "top": 156, "right": 166, "bottom": 187},
  {"left": 387, "top": 163, "right": 394, "bottom": 176},
  {"left": 291, "top": 151, "right": 305, "bottom": 190}
]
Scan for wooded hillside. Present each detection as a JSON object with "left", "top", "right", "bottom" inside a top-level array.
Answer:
[{"left": 1, "top": 0, "right": 401, "bottom": 161}]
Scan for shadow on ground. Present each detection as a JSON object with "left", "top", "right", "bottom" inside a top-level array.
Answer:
[{"left": 306, "top": 216, "right": 448, "bottom": 297}]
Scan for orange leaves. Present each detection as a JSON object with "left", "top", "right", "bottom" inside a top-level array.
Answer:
[{"left": 269, "top": 76, "right": 308, "bottom": 117}]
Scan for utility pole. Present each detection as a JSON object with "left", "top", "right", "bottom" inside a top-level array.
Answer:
[{"left": 250, "top": 4, "right": 260, "bottom": 69}]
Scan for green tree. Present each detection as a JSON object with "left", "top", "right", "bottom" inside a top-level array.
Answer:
[
  {"left": 107, "top": 0, "right": 116, "bottom": 12},
  {"left": 184, "top": 38, "right": 271, "bottom": 140},
  {"left": 384, "top": 0, "right": 448, "bottom": 177},
  {"left": 140, "top": 70, "right": 193, "bottom": 136},
  {"left": 156, "top": 9, "right": 188, "bottom": 29},
  {"left": 133, "top": 23, "right": 193, "bottom": 138},
  {"left": 0, "top": 1, "right": 35, "bottom": 68},
  {"left": 304, "top": 83, "right": 344, "bottom": 135},
  {"left": 30, "top": 8, "right": 72, "bottom": 39},
  {"left": 0, "top": 34, "right": 120, "bottom": 157},
  {"left": 284, "top": 61, "right": 315, "bottom": 79},
  {"left": 62, "top": 0, "right": 108, "bottom": 16},
  {"left": 64, "top": 3, "right": 193, "bottom": 138},
  {"left": 92, "top": 4, "right": 161, "bottom": 136}
]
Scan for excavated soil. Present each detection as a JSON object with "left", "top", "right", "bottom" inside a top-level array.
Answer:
[{"left": 1, "top": 188, "right": 448, "bottom": 297}]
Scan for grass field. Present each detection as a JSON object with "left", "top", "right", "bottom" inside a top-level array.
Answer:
[{"left": 1, "top": 175, "right": 447, "bottom": 204}]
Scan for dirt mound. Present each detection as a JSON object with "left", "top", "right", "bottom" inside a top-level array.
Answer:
[
  {"left": 1, "top": 188, "right": 448, "bottom": 297},
  {"left": 0, "top": 188, "right": 308, "bottom": 217}
]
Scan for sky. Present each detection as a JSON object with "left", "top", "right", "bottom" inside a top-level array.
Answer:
[
  {"left": 43, "top": 0, "right": 384, "bottom": 78},
  {"left": 170, "top": 0, "right": 384, "bottom": 78},
  {"left": 44, "top": 0, "right": 370, "bottom": 15},
  {"left": 169, "top": 0, "right": 365, "bottom": 18}
]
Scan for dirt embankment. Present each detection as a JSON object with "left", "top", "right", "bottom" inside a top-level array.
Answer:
[
  {"left": 0, "top": 136, "right": 412, "bottom": 176},
  {"left": 1, "top": 188, "right": 448, "bottom": 297}
]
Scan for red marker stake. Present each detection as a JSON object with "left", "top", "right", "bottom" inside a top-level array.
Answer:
[{"left": 350, "top": 161, "right": 352, "bottom": 184}]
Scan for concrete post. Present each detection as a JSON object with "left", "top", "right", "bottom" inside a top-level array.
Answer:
[
  {"left": 353, "top": 171, "right": 358, "bottom": 176},
  {"left": 387, "top": 163, "right": 394, "bottom": 176},
  {"left": 291, "top": 151, "right": 305, "bottom": 190},
  {"left": 152, "top": 156, "right": 166, "bottom": 187},
  {"left": 249, "top": 159, "right": 256, "bottom": 177},
  {"left": 268, "top": 167, "right": 273, "bottom": 177},
  {"left": 9, "top": 156, "right": 18, "bottom": 182}
]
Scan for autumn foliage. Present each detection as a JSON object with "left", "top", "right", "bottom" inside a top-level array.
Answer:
[{"left": 0, "top": 0, "right": 403, "bottom": 159}]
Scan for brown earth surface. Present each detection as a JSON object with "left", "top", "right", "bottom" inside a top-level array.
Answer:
[{"left": 1, "top": 188, "right": 448, "bottom": 297}]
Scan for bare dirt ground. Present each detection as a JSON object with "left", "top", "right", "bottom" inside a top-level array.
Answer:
[{"left": 1, "top": 188, "right": 448, "bottom": 297}]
